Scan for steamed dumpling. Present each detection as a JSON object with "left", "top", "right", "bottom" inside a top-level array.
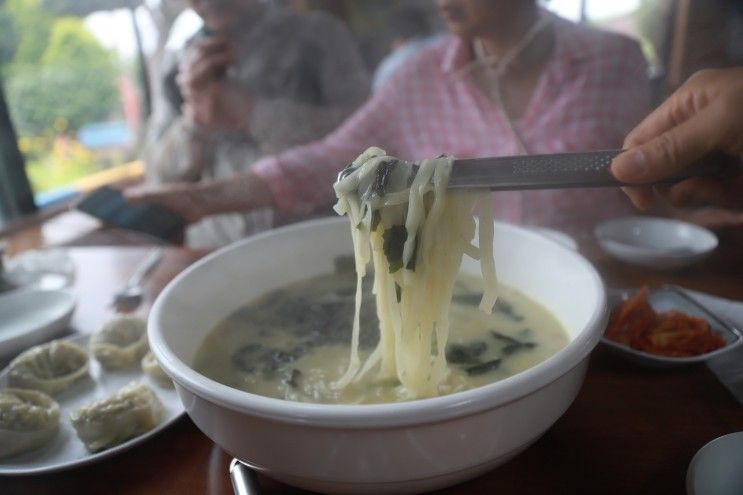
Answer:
[
  {"left": 0, "top": 388, "right": 61, "bottom": 459},
  {"left": 70, "top": 381, "right": 163, "bottom": 452},
  {"left": 140, "top": 352, "right": 173, "bottom": 388},
  {"left": 90, "top": 316, "right": 148, "bottom": 370},
  {"left": 8, "top": 340, "right": 89, "bottom": 394}
]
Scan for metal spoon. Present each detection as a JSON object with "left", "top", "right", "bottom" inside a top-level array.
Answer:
[
  {"left": 337, "top": 150, "right": 741, "bottom": 191},
  {"left": 112, "top": 248, "right": 164, "bottom": 309},
  {"left": 229, "top": 459, "right": 263, "bottom": 495}
]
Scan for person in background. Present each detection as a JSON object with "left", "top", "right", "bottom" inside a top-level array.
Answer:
[
  {"left": 143, "top": 0, "right": 369, "bottom": 247},
  {"left": 611, "top": 67, "right": 743, "bottom": 215},
  {"left": 372, "top": 4, "right": 443, "bottom": 92},
  {"left": 130, "top": 0, "right": 649, "bottom": 233}
]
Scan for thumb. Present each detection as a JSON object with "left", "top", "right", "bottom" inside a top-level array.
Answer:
[
  {"left": 611, "top": 104, "right": 719, "bottom": 184},
  {"left": 123, "top": 185, "right": 161, "bottom": 204}
]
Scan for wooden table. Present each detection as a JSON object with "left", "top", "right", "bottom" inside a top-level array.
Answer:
[{"left": 1, "top": 230, "right": 742, "bottom": 495}]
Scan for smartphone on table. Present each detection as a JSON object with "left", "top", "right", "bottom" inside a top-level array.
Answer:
[{"left": 75, "top": 186, "right": 185, "bottom": 243}]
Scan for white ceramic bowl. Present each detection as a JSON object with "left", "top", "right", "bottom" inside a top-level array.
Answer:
[
  {"left": 594, "top": 216, "right": 718, "bottom": 270},
  {"left": 687, "top": 431, "right": 743, "bottom": 495},
  {"left": 149, "top": 218, "right": 607, "bottom": 494},
  {"left": 528, "top": 227, "right": 579, "bottom": 251}
]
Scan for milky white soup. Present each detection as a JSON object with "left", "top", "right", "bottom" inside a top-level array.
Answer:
[{"left": 193, "top": 267, "right": 568, "bottom": 405}]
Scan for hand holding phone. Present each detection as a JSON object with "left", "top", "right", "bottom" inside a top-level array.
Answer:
[{"left": 75, "top": 186, "right": 185, "bottom": 243}]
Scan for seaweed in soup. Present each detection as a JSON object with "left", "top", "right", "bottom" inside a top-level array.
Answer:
[
  {"left": 464, "top": 359, "right": 502, "bottom": 376},
  {"left": 382, "top": 225, "right": 407, "bottom": 273},
  {"left": 490, "top": 331, "right": 523, "bottom": 346},
  {"left": 195, "top": 274, "right": 569, "bottom": 404},
  {"left": 283, "top": 369, "right": 301, "bottom": 389},
  {"left": 446, "top": 342, "right": 488, "bottom": 365},
  {"left": 502, "top": 341, "right": 537, "bottom": 356},
  {"left": 231, "top": 344, "right": 263, "bottom": 372},
  {"left": 443, "top": 330, "right": 539, "bottom": 377},
  {"left": 491, "top": 330, "right": 537, "bottom": 356},
  {"left": 232, "top": 345, "right": 299, "bottom": 379},
  {"left": 228, "top": 274, "right": 380, "bottom": 381}
]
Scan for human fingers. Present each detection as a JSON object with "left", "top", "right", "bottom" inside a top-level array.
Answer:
[
  {"left": 179, "top": 43, "right": 235, "bottom": 92},
  {"left": 123, "top": 183, "right": 160, "bottom": 203},
  {"left": 177, "top": 55, "right": 235, "bottom": 100},
  {"left": 610, "top": 102, "right": 722, "bottom": 184},
  {"left": 124, "top": 185, "right": 204, "bottom": 224},
  {"left": 123, "top": 184, "right": 179, "bottom": 210},
  {"left": 187, "top": 37, "right": 234, "bottom": 62},
  {"left": 661, "top": 176, "right": 743, "bottom": 209},
  {"left": 672, "top": 206, "right": 743, "bottom": 230},
  {"left": 621, "top": 71, "right": 713, "bottom": 148},
  {"left": 184, "top": 38, "right": 235, "bottom": 70},
  {"left": 620, "top": 186, "right": 656, "bottom": 210},
  {"left": 625, "top": 68, "right": 743, "bottom": 151}
]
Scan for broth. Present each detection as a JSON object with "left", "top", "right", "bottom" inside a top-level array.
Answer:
[{"left": 193, "top": 267, "right": 568, "bottom": 404}]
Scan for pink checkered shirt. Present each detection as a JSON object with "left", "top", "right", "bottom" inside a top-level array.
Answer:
[{"left": 253, "top": 15, "right": 650, "bottom": 230}]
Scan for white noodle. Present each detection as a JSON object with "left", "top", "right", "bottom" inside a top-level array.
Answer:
[
  {"left": 477, "top": 193, "right": 498, "bottom": 313},
  {"left": 333, "top": 148, "right": 498, "bottom": 398}
]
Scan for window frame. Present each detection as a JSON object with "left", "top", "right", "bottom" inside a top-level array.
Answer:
[{"left": 0, "top": 77, "right": 36, "bottom": 223}]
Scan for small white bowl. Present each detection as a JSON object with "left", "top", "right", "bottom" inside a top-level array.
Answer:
[
  {"left": 0, "top": 289, "right": 76, "bottom": 359},
  {"left": 601, "top": 286, "right": 742, "bottom": 367},
  {"left": 687, "top": 431, "right": 743, "bottom": 495},
  {"left": 594, "top": 216, "right": 718, "bottom": 270}
]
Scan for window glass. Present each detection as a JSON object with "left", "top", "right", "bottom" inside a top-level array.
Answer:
[
  {"left": 0, "top": 0, "right": 156, "bottom": 208},
  {"left": 0, "top": 0, "right": 741, "bottom": 222},
  {"left": 543, "top": 0, "right": 662, "bottom": 67}
]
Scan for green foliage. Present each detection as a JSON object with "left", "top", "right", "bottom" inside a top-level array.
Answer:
[
  {"left": 3, "top": 0, "right": 53, "bottom": 75},
  {"left": 23, "top": 137, "right": 99, "bottom": 193},
  {"left": 0, "top": 5, "right": 20, "bottom": 74},
  {"left": 40, "top": 0, "right": 135, "bottom": 18},
  {"left": 41, "top": 17, "right": 115, "bottom": 70},
  {"left": 635, "top": 0, "right": 661, "bottom": 67},
  {"left": 636, "top": 0, "right": 656, "bottom": 42},
  {"left": 0, "top": 0, "right": 130, "bottom": 197},
  {"left": 8, "top": 64, "right": 116, "bottom": 135},
  {"left": 6, "top": 15, "right": 119, "bottom": 135}
]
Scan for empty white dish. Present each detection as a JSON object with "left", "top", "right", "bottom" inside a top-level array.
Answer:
[
  {"left": 0, "top": 289, "right": 76, "bottom": 360},
  {"left": 687, "top": 431, "right": 743, "bottom": 495},
  {"left": 594, "top": 216, "right": 718, "bottom": 269}
]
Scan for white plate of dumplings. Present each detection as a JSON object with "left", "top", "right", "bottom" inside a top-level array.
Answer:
[{"left": 0, "top": 323, "right": 184, "bottom": 475}]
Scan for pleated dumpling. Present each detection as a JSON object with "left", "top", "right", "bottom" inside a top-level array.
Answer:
[
  {"left": 8, "top": 340, "right": 89, "bottom": 394},
  {"left": 90, "top": 316, "right": 148, "bottom": 370},
  {"left": 70, "top": 381, "right": 163, "bottom": 452},
  {"left": 140, "top": 352, "right": 173, "bottom": 388},
  {"left": 0, "top": 388, "right": 61, "bottom": 459}
]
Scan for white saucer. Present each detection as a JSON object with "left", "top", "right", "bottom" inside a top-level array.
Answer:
[
  {"left": 0, "top": 289, "right": 76, "bottom": 360},
  {"left": 594, "top": 216, "right": 718, "bottom": 270},
  {"left": 687, "top": 431, "right": 743, "bottom": 495}
]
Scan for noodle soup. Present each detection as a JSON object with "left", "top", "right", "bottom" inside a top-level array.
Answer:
[{"left": 193, "top": 269, "right": 568, "bottom": 404}]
